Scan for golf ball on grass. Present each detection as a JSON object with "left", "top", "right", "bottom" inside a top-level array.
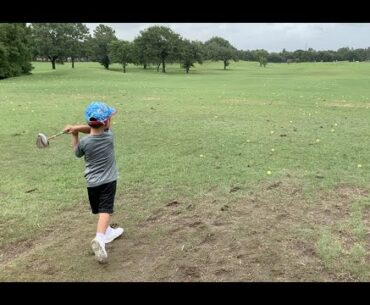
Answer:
[
  {"left": 267, "top": 171, "right": 272, "bottom": 175},
  {"left": 358, "top": 164, "right": 362, "bottom": 168}
]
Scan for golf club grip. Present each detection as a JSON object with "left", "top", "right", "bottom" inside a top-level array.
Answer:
[{"left": 48, "top": 131, "right": 67, "bottom": 140}]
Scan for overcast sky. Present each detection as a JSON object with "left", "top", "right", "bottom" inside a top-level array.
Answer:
[{"left": 85, "top": 23, "right": 370, "bottom": 52}]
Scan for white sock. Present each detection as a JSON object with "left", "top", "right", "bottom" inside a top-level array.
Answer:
[
  {"left": 96, "top": 232, "right": 106, "bottom": 244},
  {"left": 105, "top": 226, "right": 113, "bottom": 235}
]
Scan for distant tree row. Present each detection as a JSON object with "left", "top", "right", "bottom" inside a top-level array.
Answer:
[
  {"left": 2, "top": 23, "right": 370, "bottom": 79},
  {"left": 29, "top": 24, "right": 239, "bottom": 74},
  {"left": 238, "top": 47, "right": 370, "bottom": 64}
]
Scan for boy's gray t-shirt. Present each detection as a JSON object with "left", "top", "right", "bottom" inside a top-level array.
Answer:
[{"left": 75, "top": 129, "right": 118, "bottom": 187}]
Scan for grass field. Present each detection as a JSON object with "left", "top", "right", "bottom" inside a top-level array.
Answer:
[{"left": 1, "top": 60, "right": 370, "bottom": 281}]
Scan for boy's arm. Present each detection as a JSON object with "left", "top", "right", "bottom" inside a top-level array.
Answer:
[
  {"left": 64, "top": 124, "right": 91, "bottom": 134},
  {"left": 71, "top": 132, "right": 79, "bottom": 151}
]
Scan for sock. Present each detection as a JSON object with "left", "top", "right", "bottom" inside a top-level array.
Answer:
[
  {"left": 105, "top": 226, "right": 113, "bottom": 235},
  {"left": 96, "top": 232, "right": 105, "bottom": 244}
]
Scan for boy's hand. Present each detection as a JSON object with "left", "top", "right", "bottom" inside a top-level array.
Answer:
[
  {"left": 64, "top": 124, "right": 91, "bottom": 135},
  {"left": 64, "top": 125, "right": 74, "bottom": 134},
  {"left": 64, "top": 125, "right": 79, "bottom": 135}
]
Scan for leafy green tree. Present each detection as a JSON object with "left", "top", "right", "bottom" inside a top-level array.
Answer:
[
  {"left": 259, "top": 56, "right": 267, "bottom": 67},
  {"left": 180, "top": 39, "right": 203, "bottom": 73},
  {"left": 0, "top": 23, "right": 33, "bottom": 79},
  {"left": 108, "top": 40, "right": 133, "bottom": 73},
  {"left": 134, "top": 26, "right": 182, "bottom": 73},
  {"left": 92, "top": 24, "right": 117, "bottom": 69},
  {"left": 204, "top": 37, "right": 238, "bottom": 70},
  {"left": 267, "top": 52, "right": 283, "bottom": 63},
  {"left": 280, "top": 48, "right": 293, "bottom": 63},
  {"left": 31, "top": 23, "right": 71, "bottom": 70},
  {"left": 65, "top": 23, "right": 90, "bottom": 68},
  {"left": 132, "top": 34, "right": 155, "bottom": 69}
]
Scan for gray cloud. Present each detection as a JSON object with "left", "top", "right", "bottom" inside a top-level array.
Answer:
[{"left": 85, "top": 23, "right": 370, "bottom": 52}]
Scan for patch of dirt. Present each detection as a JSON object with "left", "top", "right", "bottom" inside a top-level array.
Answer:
[
  {"left": 1, "top": 183, "right": 368, "bottom": 281},
  {"left": 324, "top": 102, "right": 368, "bottom": 108},
  {"left": 177, "top": 265, "right": 201, "bottom": 279},
  {"left": 142, "top": 97, "right": 161, "bottom": 101},
  {"left": 166, "top": 200, "right": 181, "bottom": 207},
  {"left": 230, "top": 186, "right": 241, "bottom": 193},
  {"left": 266, "top": 181, "right": 282, "bottom": 190},
  {"left": 223, "top": 99, "right": 268, "bottom": 105}
]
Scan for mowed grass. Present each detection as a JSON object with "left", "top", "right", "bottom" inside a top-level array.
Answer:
[{"left": 2, "top": 60, "right": 370, "bottom": 280}]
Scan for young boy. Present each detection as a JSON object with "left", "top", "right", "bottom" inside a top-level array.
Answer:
[{"left": 64, "top": 101, "right": 123, "bottom": 264}]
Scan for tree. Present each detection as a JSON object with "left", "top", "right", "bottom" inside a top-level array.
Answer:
[
  {"left": 0, "top": 23, "right": 33, "bottom": 79},
  {"left": 92, "top": 24, "right": 117, "bottom": 69},
  {"left": 31, "top": 23, "right": 72, "bottom": 70},
  {"left": 108, "top": 40, "right": 133, "bottom": 73},
  {"left": 254, "top": 49, "right": 269, "bottom": 66},
  {"left": 267, "top": 52, "right": 284, "bottom": 63},
  {"left": 259, "top": 56, "right": 267, "bottom": 67},
  {"left": 65, "top": 23, "right": 90, "bottom": 68},
  {"left": 280, "top": 48, "right": 293, "bottom": 63},
  {"left": 204, "top": 37, "right": 238, "bottom": 70},
  {"left": 134, "top": 26, "right": 182, "bottom": 73},
  {"left": 132, "top": 34, "right": 155, "bottom": 69},
  {"left": 239, "top": 50, "right": 258, "bottom": 61},
  {"left": 180, "top": 39, "right": 203, "bottom": 73}
]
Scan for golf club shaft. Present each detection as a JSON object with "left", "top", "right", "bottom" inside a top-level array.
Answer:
[{"left": 48, "top": 130, "right": 67, "bottom": 140}]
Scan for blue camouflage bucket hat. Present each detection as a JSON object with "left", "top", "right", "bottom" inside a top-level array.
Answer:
[{"left": 85, "top": 101, "right": 116, "bottom": 126}]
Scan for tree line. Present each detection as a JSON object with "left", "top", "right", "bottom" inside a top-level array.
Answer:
[
  {"left": 1, "top": 23, "right": 370, "bottom": 79},
  {"left": 239, "top": 48, "right": 370, "bottom": 64}
]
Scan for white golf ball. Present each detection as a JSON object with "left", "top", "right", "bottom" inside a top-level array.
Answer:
[
  {"left": 271, "top": 148, "right": 275, "bottom": 152},
  {"left": 270, "top": 131, "right": 274, "bottom": 134},
  {"left": 316, "top": 139, "right": 320, "bottom": 143},
  {"left": 358, "top": 164, "right": 362, "bottom": 168},
  {"left": 200, "top": 154, "right": 204, "bottom": 157},
  {"left": 267, "top": 171, "right": 272, "bottom": 175}
]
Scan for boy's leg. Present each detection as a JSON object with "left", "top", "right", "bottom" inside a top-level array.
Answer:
[
  {"left": 91, "top": 213, "right": 110, "bottom": 264},
  {"left": 97, "top": 213, "right": 110, "bottom": 234}
]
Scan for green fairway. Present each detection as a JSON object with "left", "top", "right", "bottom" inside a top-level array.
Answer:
[{"left": 1, "top": 60, "right": 370, "bottom": 281}]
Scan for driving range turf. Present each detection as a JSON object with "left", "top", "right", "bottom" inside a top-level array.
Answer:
[{"left": 1, "top": 60, "right": 370, "bottom": 281}]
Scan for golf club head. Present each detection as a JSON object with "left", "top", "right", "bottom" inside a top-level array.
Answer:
[{"left": 36, "top": 133, "right": 49, "bottom": 148}]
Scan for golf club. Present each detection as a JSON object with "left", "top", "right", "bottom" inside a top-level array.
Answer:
[{"left": 36, "top": 130, "right": 67, "bottom": 148}]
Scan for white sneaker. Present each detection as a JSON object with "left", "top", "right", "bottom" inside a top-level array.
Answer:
[
  {"left": 91, "top": 238, "right": 108, "bottom": 263},
  {"left": 105, "top": 227, "right": 124, "bottom": 243}
]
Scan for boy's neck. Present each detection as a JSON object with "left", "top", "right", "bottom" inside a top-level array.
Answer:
[{"left": 90, "top": 126, "right": 106, "bottom": 135}]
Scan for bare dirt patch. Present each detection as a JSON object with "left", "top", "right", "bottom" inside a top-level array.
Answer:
[
  {"left": 223, "top": 99, "right": 268, "bottom": 106},
  {"left": 324, "top": 101, "right": 369, "bottom": 108},
  {"left": 1, "top": 182, "right": 368, "bottom": 281},
  {"left": 142, "top": 97, "right": 161, "bottom": 101}
]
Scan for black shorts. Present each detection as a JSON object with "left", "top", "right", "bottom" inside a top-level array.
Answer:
[{"left": 87, "top": 181, "right": 117, "bottom": 214}]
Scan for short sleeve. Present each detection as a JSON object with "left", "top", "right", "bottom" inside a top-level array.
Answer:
[{"left": 75, "top": 141, "right": 85, "bottom": 158}]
